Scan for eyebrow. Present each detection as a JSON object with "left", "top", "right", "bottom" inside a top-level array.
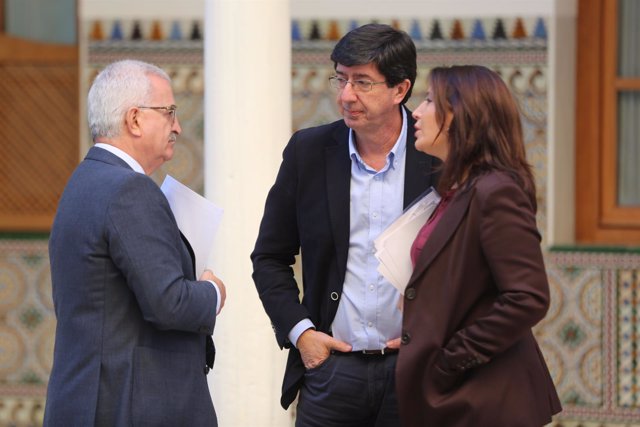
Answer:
[{"left": 335, "top": 70, "right": 376, "bottom": 80}]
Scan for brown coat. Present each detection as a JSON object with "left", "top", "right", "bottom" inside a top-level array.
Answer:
[{"left": 396, "top": 171, "right": 562, "bottom": 427}]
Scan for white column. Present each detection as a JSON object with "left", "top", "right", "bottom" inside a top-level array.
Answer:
[
  {"left": 204, "top": 1, "right": 293, "bottom": 426},
  {"left": 546, "top": 0, "right": 577, "bottom": 245}
]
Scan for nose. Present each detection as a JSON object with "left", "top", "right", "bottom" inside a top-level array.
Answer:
[
  {"left": 412, "top": 101, "right": 426, "bottom": 120},
  {"left": 339, "top": 81, "right": 358, "bottom": 102},
  {"left": 173, "top": 116, "right": 182, "bottom": 135}
]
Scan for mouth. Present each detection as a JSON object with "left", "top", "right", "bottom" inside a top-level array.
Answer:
[{"left": 343, "top": 108, "right": 363, "bottom": 118}]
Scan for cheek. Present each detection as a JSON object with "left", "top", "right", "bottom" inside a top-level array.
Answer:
[
  {"left": 163, "top": 143, "right": 175, "bottom": 159},
  {"left": 428, "top": 121, "right": 443, "bottom": 141},
  {"left": 414, "top": 133, "right": 431, "bottom": 154}
]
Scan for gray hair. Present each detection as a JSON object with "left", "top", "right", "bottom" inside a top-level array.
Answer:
[{"left": 87, "top": 59, "right": 171, "bottom": 140}]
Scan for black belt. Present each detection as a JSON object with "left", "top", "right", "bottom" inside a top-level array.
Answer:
[{"left": 332, "top": 348, "right": 398, "bottom": 356}]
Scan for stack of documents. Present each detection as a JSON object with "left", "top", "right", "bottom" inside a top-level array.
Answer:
[
  {"left": 160, "top": 175, "right": 224, "bottom": 276},
  {"left": 374, "top": 188, "right": 441, "bottom": 294}
]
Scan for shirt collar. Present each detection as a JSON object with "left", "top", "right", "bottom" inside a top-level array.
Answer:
[
  {"left": 348, "top": 107, "right": 408, "bottom": 171},
  {"left": 94, "top": 143, "right": 146, "bottom": 175}
]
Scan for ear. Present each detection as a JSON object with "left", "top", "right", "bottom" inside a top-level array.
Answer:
[
  {"left": 124, "top": 107, "right": 143, "bottom": 137},
  {"left": 444, "top": 110, "right": 454, "bottom": 129},
  {"left": 393, "top": 79, "right": 411, "bottom": 104}
]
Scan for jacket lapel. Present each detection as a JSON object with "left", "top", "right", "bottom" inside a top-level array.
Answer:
[
  {"left": 325, "top": 124, "right": 351, "bottom": 282},
  {"left": 179, "top": 231, "right": 196, "bottom": 278},
  {"left": 408, "top": 186, "right": 475, "bottom": 284}
]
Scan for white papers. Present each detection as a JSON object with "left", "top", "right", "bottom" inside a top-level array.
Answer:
[
  {"left": 374, "top": 188, "right": 441, "bottom": 294},
  {"left": 160, "top": 175, "right": 224, "bottom": 276}
]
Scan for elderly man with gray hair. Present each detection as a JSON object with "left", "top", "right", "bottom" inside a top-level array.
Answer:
[{"left": 44, "top": 59, "right": 225, "bottom": 426}]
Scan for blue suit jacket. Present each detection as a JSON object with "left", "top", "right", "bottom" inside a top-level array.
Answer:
[
  {"left": 44, "top": 147, "right": 218, "bottom": 426},
  {"left": 251, "top": 109, "right": 440, "bottom": 409}
]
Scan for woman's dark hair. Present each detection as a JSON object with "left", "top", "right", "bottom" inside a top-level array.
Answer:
[
  {"left": 428, "top": 65, "right": 536, "bottom": 207},
  {"left": 331, "top": 23, "right": 417, "bottom": 104}
]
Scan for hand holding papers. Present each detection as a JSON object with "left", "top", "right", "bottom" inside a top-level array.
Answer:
[
  {"left": 160, "top": 175, "right": 224, "bottom": 276},
  {"left": 374, "top": 188, "right": 441, "bottom": 294}
]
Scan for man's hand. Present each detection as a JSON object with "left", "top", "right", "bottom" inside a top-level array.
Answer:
[
  {"left": 385, "top": 337, "right": 401, "bottom": 350},
  {"left": 297, "top": 329, "right": 352, "bottom": 369},
  {"left": 200, "top": 270, "right": 226, "bottom": 313}
]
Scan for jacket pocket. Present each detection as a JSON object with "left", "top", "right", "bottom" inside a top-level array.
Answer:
[
  {"left": 430, "top": 350, "right": 463, "bottom": 393},
  {"left": 131, "top": 346, "right": 212, "bottom": 426}
]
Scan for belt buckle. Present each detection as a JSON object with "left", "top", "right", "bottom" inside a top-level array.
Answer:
[{"left": 361, "top": 349, "right": 384, "bottom": 355}]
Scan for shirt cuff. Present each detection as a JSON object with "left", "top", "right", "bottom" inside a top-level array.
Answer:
[
  {"left": 206, "top": 280, "right": 221, "bottom": 314},
  {"left": 288, "top": 319, "right": 315, "bottom": 348}
]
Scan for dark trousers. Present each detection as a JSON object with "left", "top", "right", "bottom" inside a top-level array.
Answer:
[{"left": 295, "top": 352, "right": 400, "bottom": 427}]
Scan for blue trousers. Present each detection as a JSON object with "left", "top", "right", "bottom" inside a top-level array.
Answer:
[{"left": 295, "top": 352, "right": 400, "bottom": 427}]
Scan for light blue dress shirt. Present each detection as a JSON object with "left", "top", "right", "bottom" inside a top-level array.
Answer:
[{"left": 289, "top": 109, "right": 408, "bottom": 350}]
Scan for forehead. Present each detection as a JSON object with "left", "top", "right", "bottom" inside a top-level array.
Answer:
[
  {"left": 335, "top": 62, "right": 383, "bottom": 79},
  {"left": 148, "top": 74, "right": 175, "bottom": 102}
]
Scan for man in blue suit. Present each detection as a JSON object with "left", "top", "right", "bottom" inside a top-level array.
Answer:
[{"left": 44, "top": 60, "right": 225, "bottom": 426}]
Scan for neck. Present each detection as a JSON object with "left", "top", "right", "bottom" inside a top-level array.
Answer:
[
  {"left": 354, "top": 131, "right": 398, "bottom": 155},
  {"left": 96, "top": 138, "right": 153, "bottom": 175},
  {"left": 353, "top": 111, "right": 403, "bottom": 171}
]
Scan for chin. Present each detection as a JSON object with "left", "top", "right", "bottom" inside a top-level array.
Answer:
[{"left": 344, "top": 118, "right": 364, "bottom": 132}]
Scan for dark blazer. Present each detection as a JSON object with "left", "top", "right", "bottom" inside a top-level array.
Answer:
[
  {"left": 251, "top": 109, "right": 440, "bottom": 409},
  {"left": 396, "top": 171, "right": 562, "bottom": 427},
  {"left": 44, "top": 147, "right": 219, "bottom": 427}
]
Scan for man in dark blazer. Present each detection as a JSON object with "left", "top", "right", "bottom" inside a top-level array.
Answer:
[
  {"left": 44, "top": 60, "right": 225, "bottom": 426},
  {"left": 251, "top": 24, "right": 439, "bottom": 426}
]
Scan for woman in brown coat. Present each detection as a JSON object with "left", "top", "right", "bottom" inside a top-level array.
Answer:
[{"left": 396, "top": 65, "right": 562, "bottom": 427}]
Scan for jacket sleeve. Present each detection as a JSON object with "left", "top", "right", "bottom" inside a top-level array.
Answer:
[
  {"left": 442, "top": 176, "right": 549, "bottom": 370},
  {"left": 105, "top": 173, "right": 218, "bottom": 334},
  {"left": 251, "top": 132, "right": 311, "bottom": 348}
]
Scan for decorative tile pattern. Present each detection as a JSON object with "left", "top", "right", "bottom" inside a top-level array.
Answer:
[
  {"left": 544, "top": 252, "right": 640, "bottom": 424},
  {"left": 0, "top": 239, "right": 52, "bottom": 396},
  {"left": 618, "top": 270, "right": 639, "bottom": 407},
  {"left": 291, "top": 17, "right": 547, "bottom": 43},
  {"left": 539, "top": 265, "right": 604, "bottom": 407}
]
